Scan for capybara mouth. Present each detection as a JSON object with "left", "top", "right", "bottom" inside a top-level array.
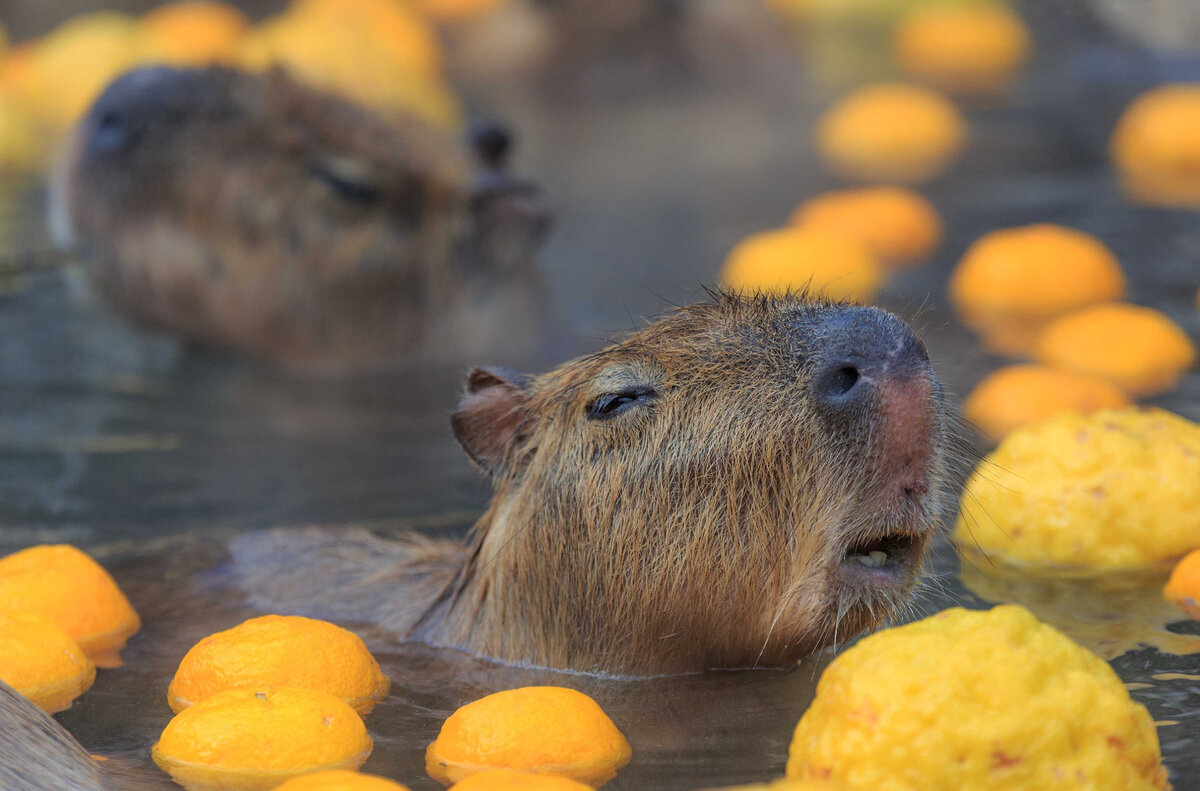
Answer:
[{"left": 838, "top": 530, "right": 928, "bottom": 588}]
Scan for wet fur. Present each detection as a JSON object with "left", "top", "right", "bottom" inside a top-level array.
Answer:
[
  {"left": 52, "top": 67, "right": 547, "bottom": 370},
  {"left": 231, "top": 292, "right": 950, "bottom": 675}
]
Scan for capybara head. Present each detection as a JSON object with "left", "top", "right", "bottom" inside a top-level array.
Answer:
[
  {"left": 51, "top": 65, "right": 549, "bottom": 369},
  {"left": 433, "top": 291, "right": 949, "bottom": 674}
]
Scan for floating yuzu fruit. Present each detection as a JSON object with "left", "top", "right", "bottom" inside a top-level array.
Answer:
[
  {"left": 790, "top": 186, "right": 941, "bottom": 267},
  {"left": 139, "top": 1, "right": 249, "bottom": 65},
  {"left": 955, "top": 407, "right": 1200, "bottom": 571},
  {"left": 1165, "top": 549, "right": 1200, "bottom": 620},
  {"left": 168, "top": 614, "right": 390, "bottom": 715},
  {"left": 963, "top": 364, "right": 1131, "bottom": 443},
  {"left": 426, "top": 686, "right": 631, "bottom": 787},
  {"left": 720, "top": 227, "right": 884, "bottom": 302},
  {"left": 0, "top": 544, "right": 140, "bottom": 668},
  {"left": 1111, "top": 84, "right": 1200, "bottom": 207},
  {"left": 787, "top": 605, "right": 1169, "bottom": 790},
  {"left": 448, "top": 771, "right": 596, "bottom": 791},
  {"left": 274, "top": 770, "right": 411, "bottom": 790},
  {"left": 0, "top": 611, "right": 96, "bottom": 714},
  {"left": 815, "top": 82, "right": 966, "bottom": 183},
  {"left": 152, "top": 686, "right": 373, "bottom": 791},
  {"left": 892, "top": 2, "right": 1031, "bottom": 94},
  {"left": 1034, "top": 303, "right": 1196, "bottom": 396},
  {"left": 948, "top": 224, "right": 1126, "bottom": 356}
]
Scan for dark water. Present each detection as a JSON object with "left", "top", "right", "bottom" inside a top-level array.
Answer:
[{"left": 2, "top": 0, "right": 1200, "bottom": 788}]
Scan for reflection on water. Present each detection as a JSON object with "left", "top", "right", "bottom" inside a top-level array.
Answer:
[
  {"left": 960, "top": 560, "right": 1200, "bottom": 660},
  {"left": 2, "top": 0, "right": 1200, "bottom": 787}
]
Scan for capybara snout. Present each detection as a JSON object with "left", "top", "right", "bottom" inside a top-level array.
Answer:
[{"left": 52, "top": 65, "right": 550, "bottom": 369}]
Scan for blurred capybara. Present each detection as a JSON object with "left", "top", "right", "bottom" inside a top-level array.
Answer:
[
  {"left": 231, "top": 291, "right": 950, "bottom": 674},
  {"left": 50, "top": 66, "right": 549, "bottom": 371}
]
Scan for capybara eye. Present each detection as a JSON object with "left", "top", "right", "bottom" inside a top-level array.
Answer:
[
  {"left": 312, "top": 158, "right": 382, "bottom": 206},
  {"left": 586, "top": 387, "right": 656, "bottom": 420}
]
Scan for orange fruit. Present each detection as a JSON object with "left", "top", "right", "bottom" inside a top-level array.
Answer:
[
  {"left": 1035, "top": 303, "right": 1197, "bottom": 397},
  {"left": 720, "top": 227, "right": 884, "bottom": 303},
  {"left": 0, "top": 611, "right": 95, "bottom": 714},
  {"left": 238, "top": 0, "right": 459, "bottom": 126},
  {"left": 426, "top": 687, "right": 631, "bottom": 787},
  {"left": 1165, "top": 549, "right": 1200, "bottom": 620},
  {"left": 815, "top": 83, "right": 966, "bottom": 183},
  {"left": 1111, "top": 84, "right": 1200, "bottom": 208},
  {"left": 168, "top": 614, "right": 390, "bottom": 715},
  {"left": 152, "top": 686, "right": 373, "bottom": 791},
  {"left": 449, "top": 771, "right": 596, "bottom": 790},
  {"left": 0, "top": 90, "right": 41, "bottom": 171},
  {"left": 0, "top": 544, "right": 140, "bottom": 668},
  {"left": 790, "top": 187, "right": 941, "bottom": 267},
  {"left": 23, "top": 12, "right": 144, "bottom": 131},
  {"left": 275, "top": 770, "right": 411, "bottom": 790},
  {"left": 140, "top": 1, "right": 249, "bottom": 65},
  {"left": 948, "top": 224, "right": 1126, "bottom": 356},
  {"left": 893, "top": 2, "right": 1031, "bottom": 95},
  {"left": 963, "top": 364, "right": 1131, "bottom": 443}
]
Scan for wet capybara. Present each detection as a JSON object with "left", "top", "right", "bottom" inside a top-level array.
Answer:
[
  {"left": 231, "top": 291, "right": 950, "bottom": 674},
  {"left": 50, "top": 66, "right": 549, "bottom": 371},
  {"left": 0, "top": 292, "right": 947, "bottom": 787}
]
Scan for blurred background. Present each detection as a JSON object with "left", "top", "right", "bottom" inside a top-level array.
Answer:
[{"left": 0, "top": 0, "right": 1199, "bottom": 787}]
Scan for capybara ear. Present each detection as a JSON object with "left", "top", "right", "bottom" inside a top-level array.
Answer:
[{"left": 452, "top": 367, "right": 531, "bottom": 476}]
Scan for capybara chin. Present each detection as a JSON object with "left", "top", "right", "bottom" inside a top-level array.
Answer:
[
  {"left": 49, "top": 66, "right": 550, "bottom": 371},
  {"left": 231, "top": 291, "right": 950, "bottom": 676}
]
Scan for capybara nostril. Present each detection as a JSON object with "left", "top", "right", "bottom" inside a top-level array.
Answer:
[
  {"left": 468, "top": 119, "right": 514, "bottom": 170},
  {"left": 810, "top": 306, "right": 931, "bottom": 414},
  {"left": 812, "top": 362, "right": 864, "bottom": 407}
]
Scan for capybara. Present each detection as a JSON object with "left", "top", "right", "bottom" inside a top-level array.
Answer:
[
  {"left": 0, "top": 292, "right": 948, "bottom": 786},
  {"left": 231, "top": 291, "right": 950, "bottom": 674},
  {"left": 50, "top": 65, "right": 549, "bottom": 371}
]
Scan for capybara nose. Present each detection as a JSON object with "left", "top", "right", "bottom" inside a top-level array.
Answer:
[
  {"left": 468, "top": 119, "right": 513, "bottom": 170},
  {"left": 810, "top": 306, "right": 930, "bottom": 414},
  {"left": 82, "top": 66, "right": 204, "bottom": 155}
]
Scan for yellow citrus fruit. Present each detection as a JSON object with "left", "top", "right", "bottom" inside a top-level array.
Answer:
[
  {"left": 238, "top": 2, "right": 458, "bottom": 127},
  {"left": 790, "top": 187, "right": 941, "bottom": 267},
  {"left": 0, "top": 40, "right": 40, "bottom": 113},
  {"left": 787, "top": 605, "right": 1169, "bottom": 791},
  {"left": 24, "top": 12, "right": 144, "bottom": 131},
  {"left": 168, "top": 614, "right": 390, "bottom": 715},
  {"left": 1164, "top": 549, "right": 1200, "bottom": 620},
  {"left": 0, "top": 544, "right": 140, "bottom": 668},
  {"left": 955, "top": 407, "right": 1200, "bottom": 571},
  {"left": 1035, "top": 302, "right": 1196, "bottom": 397},
  {"left": 963, "top": 364, "right": 1131, "bottom": 443},
  {"left": 0, "top": 611, "right": 96, "bottom": 714},
  {"left": 1111, "top": 84, "right": 1200, "bottom": 207},
  {"left": 448, "top": 771, "right": 596, "bottom": 790},
  {"left": 139, "top": 1, "right": 249, "bottom": 65},
  {"left": 816, "top": 82, "right": 966, "bottom": 183},
  {"left": 426, "top": 686, "right": 631, "bottom": 787},
  {"left": 0, "top": 90, "right": 42, "bottom": 171},
  {"left": 892, "top": 2, "right": 1031, "bottom": 94},
  {"left": 275, "top": 770, "right": 411, "bottom": 790},
  {"left": 948, "top": 224, "right": 1126, "bottom": 356},
  {"left": 720, "top": 227, "right": 884, "bottom": 303},
  {"left": 153, "top": 686, "right": 373, "bottom": 791}
]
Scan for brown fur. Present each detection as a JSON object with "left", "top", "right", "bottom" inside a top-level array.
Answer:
[
  {"left": 230, "top": 292, "right": 949, "bottom": 675},
  {"left": 51, "top": 66, "right": 548, "bottom": 371}
]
